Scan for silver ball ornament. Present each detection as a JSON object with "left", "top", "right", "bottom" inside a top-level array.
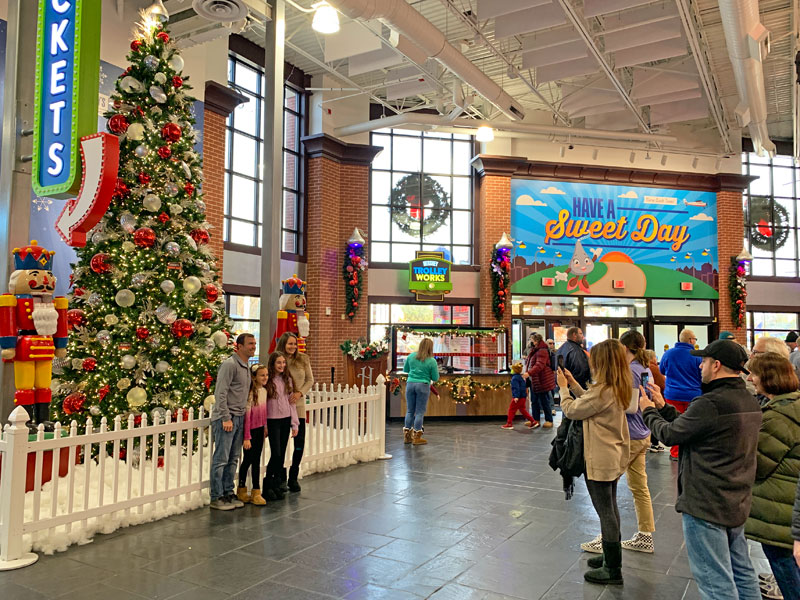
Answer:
[
  {"left": 148, "top": 335, "right": 162, "bottom": 348},
  {"left": 164, "top": 241, "right": 180, "bottom": 256},
  {"left": 120, "top": 212, "right": 137, "bottom": 233},
  {"left": 96, "top": 330, "right": 112, "bottom": 345},
  {"left": 155, "top": 304, "right": 177, "bottom": 324},
  {"left": 127, "top": 387, "right": 147, "bottom": 408},
  {"left": 87, "top": 293, "right": 103, "bottom": 307},
  {"left": 165, "top": 182, "right": 180, "bottom": 197},
  {"left": 143, "top": 194, "right": 162, "bottom": 212},
  {"left": 130, "top": 273, "right": 149, "bottom": 288},
  {"left": 135, "top": 145, "right": 149, "bottom": 158},
  {"left": 121, "top": 354, "right": 137, "bottom": 369},
  {"left": 155, "top": 361, "right": 170, "bottom": 373},
  {"left": 117, "top": 378, "right": 131, "bottom": 390},
  {"left": 182, "top": 276, "right": 202, "bottom": 294},
  {"left": 122, "top": 241, "right": 136, "bottom": 253},
  {"left": 160, "top": 279, "right": 176, "bottom": 294},
  {"left": 171, "top": 346, "right": 181, "bottom": 356},
  {"left": 89, "top": 405, "right": 101, "bottom": 416},
  {"left": 143, "top": 55, "right": 159, "bottom": 70}
]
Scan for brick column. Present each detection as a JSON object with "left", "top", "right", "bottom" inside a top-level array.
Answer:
[
  {"left": 302, "top": 134, "right": 381, "bottom": 384},
  {"left": 717, "top": 189, "right": 746, "bottom": 344},
  {"left": 202, "top": 82, "right": 248, "bottom": 279}
]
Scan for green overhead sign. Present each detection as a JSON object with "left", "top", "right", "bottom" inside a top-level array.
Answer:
[{"left": 409, "top": 252, "right": 452, "bottom": 302}]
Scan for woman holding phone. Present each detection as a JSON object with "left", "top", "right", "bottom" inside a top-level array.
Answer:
[
  {"left": 557, "top": 339, "right": 631, "bottom": 585},
  {"left": 581, "top": 331, "right": 656, "bottom": 556}
]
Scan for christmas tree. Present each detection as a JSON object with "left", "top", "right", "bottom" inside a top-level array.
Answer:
[{"left": 53, "top": 9, "right": 231, "bottom": 427}]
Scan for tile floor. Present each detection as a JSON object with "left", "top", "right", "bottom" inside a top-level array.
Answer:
[{"left": 0, "top": 417, "right": 770, "bottom": 599}]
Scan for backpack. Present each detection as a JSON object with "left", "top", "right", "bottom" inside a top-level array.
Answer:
[{"left": 548, "top": 416, "right": 585, "bottom": 499}]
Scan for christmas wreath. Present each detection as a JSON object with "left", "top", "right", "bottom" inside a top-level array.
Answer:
[
  {"left": 749, "top": 196, "right": 790, "bottom": 251},
  {"left": 729, "top": 257, "right": 747, "bottom": 328},
  {"left": 491, "top": 246, "right": 511, "bottom": 321},
  {"left": 390, "top": 174, "right": 450, "bottom": 238}
]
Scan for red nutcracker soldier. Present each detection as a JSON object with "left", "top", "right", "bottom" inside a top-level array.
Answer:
[
  {"left": 0, "top": 241, "right": 69, "bottom": 430},
  {"left": 268, "top": 274, "right": 309, "bottom": 353}
]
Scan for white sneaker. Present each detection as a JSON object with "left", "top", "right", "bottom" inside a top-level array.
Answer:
[
  {"left": 580, "top": 534, "right": 603, "bottom": 553},
  {"left": 621, "top": 531, "right": 654, "bottom": 553},
  {"left": 210, "top": 498, "right": 235, "bottom": 511}
]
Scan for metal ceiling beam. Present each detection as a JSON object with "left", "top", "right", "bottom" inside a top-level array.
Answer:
[
  {"left": 675, "top": 0, "right": 733, "bottom": 154},
  {"left": 436, "top": 0, "right": 569, "bottom": 125},
  {"left": 555, "top": 0, "right": 651, "bottom": 133}
]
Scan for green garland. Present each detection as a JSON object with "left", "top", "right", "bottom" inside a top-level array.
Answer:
[
  {"left": 750, "top": 196, "right": 790, "bottom": 251},
  {"left": 343, "top": 243, "right": 366, "bottom": 320},
  {"left": 490, "top": 247, "right": 511, "bottom": 321},
  {"left": 396, "top": 325, "right": 506, "bottom": 339},
  {"left": 396, "top": 374, "right": 510, "bottom": 404},
  {"left": 728, "top": 258, "right": 747, "bottom": 329},
  {"left": 390, "top": 174, "right": 450, "bottom": 238}
]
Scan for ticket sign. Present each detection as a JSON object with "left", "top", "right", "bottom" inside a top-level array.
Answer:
[
  {"left": 409, "top": 252, "right": 452, "bottom": 302},
  {"left": 33, "top": 0, "right": 102, "bottom": 198}
]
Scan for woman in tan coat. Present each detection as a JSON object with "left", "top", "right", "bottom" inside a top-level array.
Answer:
[
  {"left": 557, "top": 338, "right": 631, "bottom": 586},
  {"left": 276, "top": 332, "right": 314, "bottom": 492}
]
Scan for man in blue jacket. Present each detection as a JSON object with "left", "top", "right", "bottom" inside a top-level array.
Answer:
[
  {"left": 659, "top": 329, "right": 702, "bottom": 460},
  {"left": 556, "top": 327, "right": 591, "bottom": 389}
]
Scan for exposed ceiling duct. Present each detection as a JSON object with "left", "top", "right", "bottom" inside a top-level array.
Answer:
[
  {"left": 325, "top": 0, "right": 526, "bottom": 121},
  {"left": 717, "top": 0, "right": 776, "bottom": 156}
]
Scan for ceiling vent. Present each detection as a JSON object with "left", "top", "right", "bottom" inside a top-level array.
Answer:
[
  {"left": 164, "top": 0, "right": 271, "bottom": 48},
  {"left": 191, "top": 0, "right": 250, "bottom": 22}
]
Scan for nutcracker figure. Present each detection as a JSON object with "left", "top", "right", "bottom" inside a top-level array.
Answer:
[
  {"left": 268, "top": 274, "right": 309, "bottom": 353},
  {"left": 0, "top": 241, "right": 68, "bottom": 430}
]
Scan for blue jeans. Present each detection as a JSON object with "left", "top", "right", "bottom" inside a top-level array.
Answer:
[
  {"left": 682, "top": 513, "right": 761, "bottom": 600},
  {"left": 530, "top": 391, "right": 553, "bottom": 423},
  {"left": 404, "top": 382, "right": 431, "bottom": 430},
  {"left": 210, "top": 415, "right": 244, "bottom": 501},
  {"left": 762, "top": 543, "right": 800, "bottom": 600}
]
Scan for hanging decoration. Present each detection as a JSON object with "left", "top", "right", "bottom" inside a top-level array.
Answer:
[
  {"left": 343, "top": 228, "right": 367, "bottom": 320},
  {"left": 395, "top": 374, "right": 510, "bottom": 404},
  {"left": 491, "top": 233, "right": 513, "bottom": 321},
  {"left": 749, "top": 196, "right": 790, "bottom": 251},
  {"left": 390, "top": 174, "right": 450, "bottom": 238},
  {"left": 729, "top": 257, "right": 748, "bottom": 329},
  {"left": 394, "top": 325, "right": 507, "bottom": 339}
]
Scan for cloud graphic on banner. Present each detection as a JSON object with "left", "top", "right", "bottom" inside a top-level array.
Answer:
[
  {"left": 540, "top": 186, "right": 566, "bottom": 195},
  {"left": 516, "top": 194, "right": 546, "bottom": 206},
  {"left": 618, "top": 190, "right": 638, "bottom": 198},
  {"left": 689, "top": 213, "right": 714, "bottom": 222}
]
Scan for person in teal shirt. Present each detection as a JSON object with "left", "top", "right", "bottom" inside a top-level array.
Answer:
[{"left": 403, "top": 338, "right": 439, "bottom": 445}]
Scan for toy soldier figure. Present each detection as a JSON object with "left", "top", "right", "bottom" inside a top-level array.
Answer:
[{"left": 269, "top": 275, "right": 309, "bottom": 353}]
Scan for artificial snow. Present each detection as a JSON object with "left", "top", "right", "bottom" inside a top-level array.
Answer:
[{"left": 20, "top": 424, "right": 382, "bottom": 555}]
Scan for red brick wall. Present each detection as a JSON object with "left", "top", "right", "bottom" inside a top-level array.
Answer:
[
  {"left": 202, "top": 109, "right": 227, "bottom": 275},
  {"left": 305, "top": 156, "right": 370, "bottom": 384},
  {"left": 717, "top": 190, "right": 746, "bottom": 344}
]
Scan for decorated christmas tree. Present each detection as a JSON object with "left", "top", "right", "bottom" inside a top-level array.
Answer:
[{"left": 53, "top": 9, "right": 231, "bottom": 427}]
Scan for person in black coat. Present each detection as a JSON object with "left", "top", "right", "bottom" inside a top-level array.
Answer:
[
  {"left": 556, "top": 327, "right": 591, "bottom": 388},
  {"left": 794, "top": 476, "right": 800, "bottom": 568}
]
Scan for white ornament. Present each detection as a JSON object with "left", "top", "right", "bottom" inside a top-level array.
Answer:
[
  {"left": 212, "top": 330, "right": 229, "bottom": 348},
  {"left": 104, "top": 314, "right": 119, "bottom": 326},
  {"left": 169, "top": 54, "right": 184, "bottom": 72},
  {"left": 149, "top": 86, "right": 167, "bottom": 103},
  {"left": 71, "top": 358, "right": 84, "bottom": 370},
  {"left": 160, "top": 279, "right": 176, "bottom": 294},
  {"left": 91, "top": 231, "right": 106, "bottom": 244},
  {"left": 127, "top": 387, "right": 148, "bottom": 408},
  {"left": 121, "top": 354, "right": 137, "bottom": 369},
  {"left": 122, "top": 241, "right": 136, "bottom": 253},
  {"left": 87, "top": 293, "right": 102, "bottom": 307},
  {"left": 115, "top": 289, "right": 136, "bottom": 307},
  {"left": 120, "top": 75, "right": 144, "bottom": 93},
  {"left": 89, "top": 405, "right": 101, "bottom": 416},
  {"left": 181, "top": 161, "right": 192, "bottom": 179},
  {"left": 155, "top": 303, "right": 177, "bottom": 324},
  {"left": 168, "top": 203, "right": 183, "bottom": 215},
  {"left": 155, "top": 361, "right": 170, "bottom": 373},
  {"left": 126, "top": 122, "right": 145, "bottom": 141},
  {"left": 117, "top": 378, "right": 131, "bottom": 390},
  {"left": 143, "top": 194, "right": 162, "bottom": 212},
  {"left": 154, "top": 72, "right": 167, "bottom": 85},
  {"left": 183, "top": 276, "right": 202, "bottom": 294},
  {"left": 195, "top": 199, "right": 206, "bottom": 213}
]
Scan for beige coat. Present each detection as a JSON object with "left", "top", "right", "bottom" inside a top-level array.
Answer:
[
  {"left": 560, "top": 382, "right": 630, "bottom": 482},
  {"left": 286, "top": 353, "right": 314, "bottom": 419}
]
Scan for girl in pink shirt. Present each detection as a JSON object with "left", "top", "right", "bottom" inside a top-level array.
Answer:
[
  {"left": 237, "top": 364, "right": 268, "bottom": 506},
  {"left": 265, "top": 352, "right": 299, "bottom": 500}
]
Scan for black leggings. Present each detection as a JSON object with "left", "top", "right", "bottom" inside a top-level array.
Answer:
[
  {"left": 585, "top": 478, "right": 621, "bottom": 543},
  {"left": 265, "top": 417, "right": 291, "bottom": 490},
  {"left": 239, "top": 426, "right": 264, "bottom": 489},
  {"left": 288, "top": 418, "right": 306, "bottom": 481}
]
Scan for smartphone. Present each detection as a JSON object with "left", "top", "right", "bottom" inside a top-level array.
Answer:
[
  {"left": 640, "top": 373, "right": 650, "bottom": 391},
  {"left": 557, "top": 355, "right": 565, "bottom": 370}
]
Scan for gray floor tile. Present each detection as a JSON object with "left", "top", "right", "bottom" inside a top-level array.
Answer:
[
  {"left": 343, "top": 583, "right": 423, "bottom": 600},
  {"left": 370, "top": 538, "right": 448, "bottom": 566},
  {"left": 232, "top": 580, "right": 333, "bottom": 599},
  {"left": 287, "top": 539, "right": 374, "bottom": 572},
  {"left": 106, "top": 568, "right": 197, "bottom": 599},
  {"left": 269, "top": 564, "right": 364, "bottom": 597},
  {"left": 175, "top": 551, "right": 291, "bottom": 594},
  {"left": 335, "top": 554, "right": 416, "bottom": 587}
]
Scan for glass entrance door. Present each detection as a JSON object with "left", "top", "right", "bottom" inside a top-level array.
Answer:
[{"left": 584, "top": 322, "right": 613, "bottom": 350}]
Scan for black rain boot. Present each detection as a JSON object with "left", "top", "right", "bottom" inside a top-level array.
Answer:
[
  {"left": 278, "top": 468, "right": 289, "bottom": 493},
  {"left": 22, "top": 404, "right": 38, "bottom": 434},
  {"left": 587, "top": 554, "right": 604, "bottom": 568},
  {"left": 35, "top": 403, "right": 55, "bottom": 432},
  {"left": 584, "top": 541, "right": 623, "bottom": 585},
  {"left": 288, "top": 465, "right": 301, "bottom": 492}
]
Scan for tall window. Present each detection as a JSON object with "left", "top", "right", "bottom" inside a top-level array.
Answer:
[
  {"left": 368, "top": 303, "right": 472, "bottom": 343},
  {"left": 370, "top": 129, "right": 474, "bottom": 264},
  {"left": 742, "top": 152, "right": 799, "bottom": 277},
  {"left": 227, "top": 294, "right": 261, "bottom": 349},
  {"left": 746, "top": 311, "right": 798, "bottom": 348},
  {"left": 226, "top": 54, "right": 305, "bottom": 253}
]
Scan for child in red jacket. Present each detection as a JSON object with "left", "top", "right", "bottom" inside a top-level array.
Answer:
[{"left": 502, "top": 363, "right": 539, "bottom": 430}]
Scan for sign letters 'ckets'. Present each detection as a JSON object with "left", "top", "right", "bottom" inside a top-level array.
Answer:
[
  {"left": 409, "top": 252, "right": 453, "bottom": 302},
  {"left": 33, "top": 0, "right": 103, "bottom": 198}
]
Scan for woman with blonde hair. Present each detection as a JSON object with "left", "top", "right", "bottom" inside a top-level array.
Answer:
[
  {"left": 558, "top": 338, "right": 632, "bottom": 586},
  {"left": 403, "top": 337, "right": 439, "bottom": 445}
]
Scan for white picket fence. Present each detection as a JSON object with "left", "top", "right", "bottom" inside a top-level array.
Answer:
[{"left": 0, "top": 378, "right": 387, "bottom": 569}]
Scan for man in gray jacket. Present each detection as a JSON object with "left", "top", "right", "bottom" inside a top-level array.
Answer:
[{"left": 210, "top": 333, "right": 256, "bottom": 510}]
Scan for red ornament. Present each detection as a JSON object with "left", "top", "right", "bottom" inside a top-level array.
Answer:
[
  {"left": 118, "top": 448, "right": 127, "bottom": 461},
  {"left": 172, "top": 76, "right": 183, "bottom": 88},
  {"left": 161, "top": 122, "right": 181, "bottom": 143},
  {"left": 63, "top": 392, "right": 86, "bottom": 415},
  {"left": 138, "top": 172, "right": 151, "bottom": 185},
  {"left": 113, "top": 179, "right": 130, "bottom": 198},
  {"left": 171, "top": 319, "right": 195, "bottom": 338},
  {"left": 353, "top": 301, "right": 358, "bottom": 307},
  {"left": 156, "top": 31, "right": 169, "bottom": 43},
  {"left": 348, "top": 311, "right": 354, "bottom": 317},
  {"left": 67, "top": 309, "right": 87, "bottom": 330},
  {"left": 130, "top": 39, "right": 143, "bottom": 51},
  {"left": 353, "top": 289, "right": 359, "bottom": 298},
  {"left": 98, "top": 385, "right": 110, "bottom": 401},
  {"left": 82, "top": 358, "right": 97, "bottom": 371},
  {"left": 190, "top": 228, "right": 209, "bottom": 245},
  {"left": 133, "top": 227, "right": 156, "bottom": 248},
  {"left": 135, "top": 327, "right": 150, "bottom": 340},
  {"left": 204, "top": 371, "right": 213, "bottom": 391},
  {"left": 90, "top": 253, "right": 112, "bottom": 274},
  {"left": 497, "top": 290, "right": 505, "bottom": 297},
  {"left": 157, "top": 146, "right": 172, "bottom": 159},
  {"left": 346, "top": 265, "right": 353, "bottom": 273},
  {"left": 157, "top": 456, "right": 165, "bottom": 469},
  {"left": 158, "top": 212, "right": 170, "bottom": 223},
  {"left": 205, "top": 284, "right": 219, "bottom": 303},
  {"left": 108, "top": 114, "right": 129, "bottom": 134},
  {"left": 184, "top": 182, "right": 195, "bottom": 196},
  {"left": 134, "top": 414, "right": 142, "bottom": 426},
  {"left": 200, "top": 308, "right": 213, "bottom": 320},
  {"left": 135, "top": 106, "right": 145, "bottom": 118},
  {"left": 73, "top": 287, "right": 86, "bottom": 297}
]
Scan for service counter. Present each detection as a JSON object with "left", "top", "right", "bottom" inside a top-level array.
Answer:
[{"left": 389, "top": 371, "right": 510, "bottom": 418}]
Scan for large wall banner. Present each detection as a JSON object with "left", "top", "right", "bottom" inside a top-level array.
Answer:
[{"left": 510, "top": 179, "right": 719, "bottom": 299}]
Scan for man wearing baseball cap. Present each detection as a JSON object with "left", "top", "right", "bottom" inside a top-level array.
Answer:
[
  {"left": 639, "top": 340, "right": 762, "bottom": 600},
  {"left": 785, "top": 332, "right": 800, "bottom": 375}
]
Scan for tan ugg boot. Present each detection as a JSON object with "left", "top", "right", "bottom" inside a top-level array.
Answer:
[
  {"left": 250, "top": 489, "right": 266, "bottom": 506},
  {"left": 236, "top": 486, "right": 251, "bottom": 503},
  {"left": 403, "top": 428, "right": 413, "bottom": 444},
  {"left": 412, "top": 429, "right": 427, "bottom": 445}
]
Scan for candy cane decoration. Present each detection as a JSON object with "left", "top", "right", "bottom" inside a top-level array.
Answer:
[{"left": 54, "top": 133, "right": 119, "bottom": 247}]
